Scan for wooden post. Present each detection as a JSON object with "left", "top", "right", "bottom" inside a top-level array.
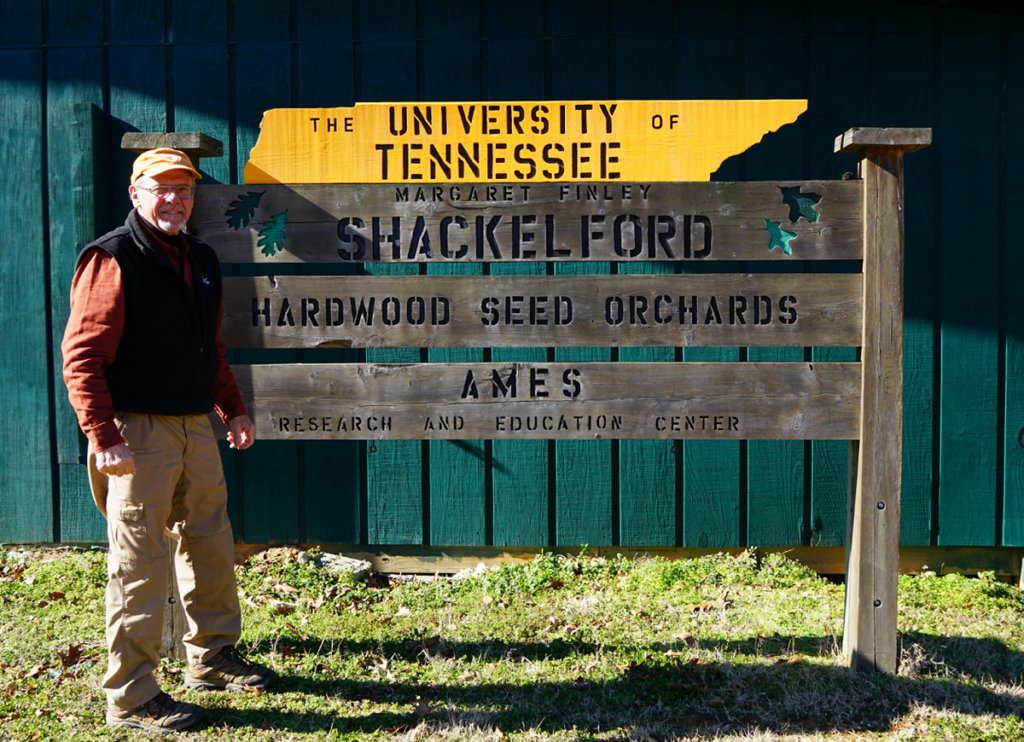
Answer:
[
  {"left": 120, "top": 132, "right": 224, "bottom": 661},
  {"left": 835, "top": 127, "right": 931, "bottom": 673}
]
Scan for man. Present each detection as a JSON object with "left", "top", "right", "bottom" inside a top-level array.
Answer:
[{"left": 62, "top": 148, "right": 276, "bottom": 733}]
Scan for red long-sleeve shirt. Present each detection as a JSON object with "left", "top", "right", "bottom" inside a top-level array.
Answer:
[{"left": 62, "top": 215, "right": 247, "bottom": 451}]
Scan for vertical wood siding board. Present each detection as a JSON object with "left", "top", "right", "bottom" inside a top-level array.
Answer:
[
  {"left": 357, "top": 34, "right": 422, "bottom": 546},
  {"left": 423, "top": 0, "right": 478, "bottom": 39},
  {"left": 231, "top": 0, "right": 291, "bottom": 42},
  {"left": 108, "top": 45, "right": 167, "bottom": 224},
  {"left": 1, "top": 0, "right": 42, "bottom": 46},
  {"left": 553, "top": 263, "right": 611, "bottom": 548},
  {"left": 485, "top": 0, "right": 543, "bottom": 39},
  {"left": 547, "top": 33, "right": 611, "bottom": 547},
  {"left": 233, "top": 42, "right": 300, "bottom": 544},
  {"left": 490, "top": 261, "right": 549, "bottom": 546},
  {"left": 486, "top": 40, "right": 545, "bottom": 101},
  {"left": 294, "top": 39, "right": 359, "bottom": 544},
  {"left": 297, "top": 0, "right": 354, "bottom": 41},
  {"left": 675, "top": 26, "right": 742, "bottom": 548},
  {"left": 615, "top": 37, "right": 674, "bottom": 100},
  {"left": 427, "top": 255, "right": 486, "bottom": 547},
  {"left": 869, "top": 26, "right": 937, "bottom": 546},
  {"left": 169, "top": 0, "right": 228, "bottom": 43},
  {"left": 550, "top": 0, "right": 606, "bottom": 39},
  {"left": 810, "top": 347, "right": 856, "bottom": 548},
  {"left": 619, "top": 261, "right": 676, "bottom": 547},
  {"left": 359, "top": 42, "right": 417, "bottom": 103},
  {"left": 423, "top": 40, "right": 482, "bottom": 102},
  {"left": 802, "top": 33, "right": 871, "bottom": 549},
  {"left": 57, "top": 463, "right": 106, "bottom": 542},
  {"left": 47, "top": 53, "right": 103, "bottom": 466},
  {"left": 109, "top": 0, "right": 165, "bottom": 43},
  {"left": 613, "top": 9, "right": 675, "bottom": 547},
  {"left": 47, "top": 0, "right": 104, "bottom": 46},
  {"left": 550, "top": 39, "right": 610, "bottom": 100},
  {"left": 359, "top": 0, "right": 416, "bottom": 41},
  {"left": 938, "top": 32, "right": 1000, "bottom": 546},
  {"left": 1003, "top": 30, "right": 1024, "bottom": 546},
  {"left": 173, "top": 45, "right": 231, "bottom": 184},
  {"left": 0, "top": 51, "right": 53, "bottom": 542},
  {"left": 298, "top": 42, "right": 355, "bottom": 108}
]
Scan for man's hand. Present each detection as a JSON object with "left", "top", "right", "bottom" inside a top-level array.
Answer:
[
  {"left": 96, "top": 442, "right": 136, "bottom": 477},
  {"left": 228, "top": 415, "right": 256, "bottom": 450}
]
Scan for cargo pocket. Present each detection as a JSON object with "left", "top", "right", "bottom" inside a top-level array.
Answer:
[{"left": 110, "top": 502, "right": 151, "bottom": 565}]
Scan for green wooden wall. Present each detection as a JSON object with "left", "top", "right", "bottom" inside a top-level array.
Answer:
[{"left": 2, "top": 0, "right": 1022, "bottom": 551}]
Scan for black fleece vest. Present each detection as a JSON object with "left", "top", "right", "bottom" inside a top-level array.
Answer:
[{"left": 75, "top": 210, "right": 223, "bottom": 416}]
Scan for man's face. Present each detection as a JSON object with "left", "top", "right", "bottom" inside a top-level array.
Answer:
[{"left": 129, "top": 169, "right": 195, "bottom": 235}]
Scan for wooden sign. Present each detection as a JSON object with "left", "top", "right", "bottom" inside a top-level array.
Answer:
[
  {"left": 221, "top": 273, "right": 862, "bottom": 349},
  {"left": 191, "top": 181, "right": 862, "bottom": 263},
  {"left": 243, "top": 100, "right": 808, "bottom": 184},
  {"left": 233, "top": 362, "right": 861, "bottom": 441}
]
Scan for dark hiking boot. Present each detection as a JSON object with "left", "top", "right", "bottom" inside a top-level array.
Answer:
[
  {"left": 184, "top": 645, "right": 277, "bottom": 692},
  {"left": 106, "top": 691, "right": 204, "bottom": 734}
]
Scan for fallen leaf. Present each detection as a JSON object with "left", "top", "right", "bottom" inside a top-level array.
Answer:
[
  {"left": 47, "top": 592, "right": 65, "bottom": 601},
  {"left": 708, "top": 696, "right": 726, "bottom": 708},
  {"left": 58, "top": 644, "right": 85, "bottom": 669},
  {"left": 685, "top": 603, "right": 714, "bottom": 613}
]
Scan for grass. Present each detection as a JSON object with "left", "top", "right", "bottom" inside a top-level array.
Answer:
[{"left": 0, "top": 546, "right": 1023, "bottom": 741}]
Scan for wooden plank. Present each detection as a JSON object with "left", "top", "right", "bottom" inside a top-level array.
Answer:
[
  {"left": 841, "top": 143, "right": 911, "bottom": 675},
  {"left": 549, "top": 33, "right": 612, "bottom": 548},
  {"left": 232, "top": 0, "right": 290, "bottom": 42},
  {"left": 1, "top": 0, "right": 41, "bottom": 45},
  {"left": 221, "top": 273, "right": 863, "bottom": 349},
  {"left": 868, "top": 21, "right": 936, "bottom": 547},
  {"left": 297, "top": 0, "right": 353, "bottom": 41},
  {"left": 47, "top": 0, "right": 104, "bottom": 46},
  {"left": 421, "top": 33, "right": 488, "bottom": 548},
  {"left": 170, "top": 0, "right": 227, "bottom": 42},
  {"left": 678, "top": 20, "right": 742, "bottom": 550},
  {"left": 937, "top": 34, "right": 1000, "bottom": 547},
  {"left": 120, "top": 132, "right": 223, "bottom": 159},
  {"left": 109, "top": 0, "right": 164, "bottom": 43},
  {"left": 485, "top": 7, "right": 548, "bottom": 547},
  {"left": 744, "top": 22, "right": 807, "bottom": 549},
  {"left": 52, "top": 97, "right": 107, "bottom": 543},
  {"left": 619, "top": 263, "right": 677, "bottom": 546},
  {"left": 805, "top": 30, "right": 869, "bottom": 550},
  {"left": 0, "top": 50, "right": 53, "bottom": 542},
  {"left": 48, "top": 62, "right": 103, "bottom": 466},
  {"left": 357, "top": 29, "right": 423, "bottom": 547},
  {"left": 191, "top": 181, "right": 863, "bottom": 263},
  {"left": 229, "top": 361, "right": 861, "bottom": 442},
  {"left": 615, "top": 12, "right": 677, "bottom": 547},
  {"left": 1004, "top": 30, "right": 1024, "bottom": 547},
  {"left": 234, "top": 42, "right": 299, "bottom": 544},
  {"left": 835, "top": 127, "right": 932, "bottom": 154},
  {"left": 296, "top": 31, "right": 361, "bottom": 545},
  {"left": 230, "top": 544, "right": 1024, "bottom": 582},
  {"left": 108, "top": 44, "right": 166, "bottom": 227}
]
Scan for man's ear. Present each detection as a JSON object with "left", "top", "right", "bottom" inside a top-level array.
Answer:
[{"left": 128, "top": 184, "right": 141, "bottom": 208}]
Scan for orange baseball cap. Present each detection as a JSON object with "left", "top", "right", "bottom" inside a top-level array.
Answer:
[{"left": 130, "top": 148, "right": 202, "bottom": 183}]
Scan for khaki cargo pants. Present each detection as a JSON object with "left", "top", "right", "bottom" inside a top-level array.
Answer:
[{"left": 88, "top": 412, "right": 241, "bottom": 711}]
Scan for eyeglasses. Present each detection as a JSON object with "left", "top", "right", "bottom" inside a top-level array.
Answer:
[{"left": 135, "top": 184, "right": 195, "bottom": 200}]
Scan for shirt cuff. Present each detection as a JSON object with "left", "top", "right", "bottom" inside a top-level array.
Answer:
[{"left": 89, "top": 420, "right": 126, "bottom": 452}]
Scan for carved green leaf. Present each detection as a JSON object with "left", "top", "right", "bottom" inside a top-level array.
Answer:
[
  {"left": 225, "top": 190, "right": 267, "bottom": 230},
  {"left": 764, "top": 217, "right": 797, "bottom": 256},
  {"left": 779, "top": 186, "right": 821, "bottom": 224},
  {"left": 257, "top": 210, "right": 289, "bottom": 257}
]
